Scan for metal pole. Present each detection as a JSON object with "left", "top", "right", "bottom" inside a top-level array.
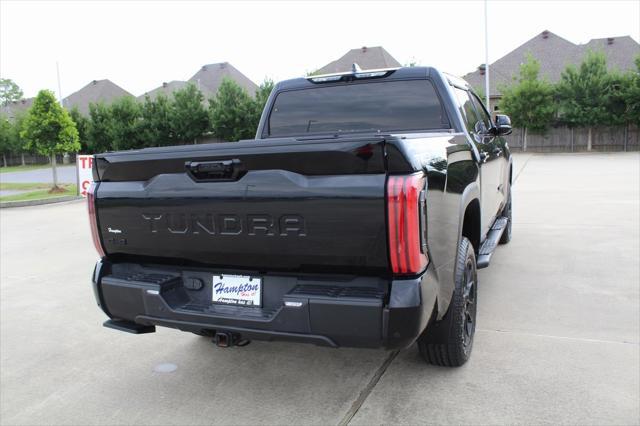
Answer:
[
  {"left": 484, "top": 0, "right": 490, "bottom": 110},
  {"left": 56, "top": 62, "right": 64, "bottom": 106},
  {"left": 56, "top": 61, "right": 74, "bottom": 185},
  {"left": 76, "top": 156, "right": 81, "bottom": 197}
]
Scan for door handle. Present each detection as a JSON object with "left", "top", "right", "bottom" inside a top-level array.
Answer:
[{"left": 185, "top": 159, "right": 245, "bottom": 182}]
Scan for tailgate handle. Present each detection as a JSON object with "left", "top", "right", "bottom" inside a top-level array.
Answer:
[{"left": 185, "top": 159, "right": 244, "bottom": 182}]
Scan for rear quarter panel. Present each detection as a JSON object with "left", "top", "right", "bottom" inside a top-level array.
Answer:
[{"left": 386, "top": 134, "right": 479, "bottom": 318}]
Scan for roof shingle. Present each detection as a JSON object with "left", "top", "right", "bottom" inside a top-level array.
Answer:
[
  {"left": 137, "top": 80, "right": 189, "bottom": 101},
  {"left": 63, "top": 79, "right": 132, "bottom": 115},
  {"left": 1, "top": 97, "right": 34, "bottom": 119},
  {"left": 315, "top": 46, "right": 401, "bottom": 74},
  {"left": 463, "top": 30, "right": 640, "bottom": 97},
  {"left": 188, "top": 62, "right": 258, "bottom": 98}
]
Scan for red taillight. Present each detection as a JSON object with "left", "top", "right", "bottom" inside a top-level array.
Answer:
[
  {"left": 87, "top": 183, "right": 106, "bottom": 258},
  {"left": 387, "top": 174, "right": 429, "bottom": 275}
]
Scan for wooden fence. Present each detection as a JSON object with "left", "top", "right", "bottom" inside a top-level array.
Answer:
[
  {"left": 505, "top": 125, "right": 639, "bottom": 152},
  {"left": 1, "top": 153, "right": 76, "bottom": 168}
]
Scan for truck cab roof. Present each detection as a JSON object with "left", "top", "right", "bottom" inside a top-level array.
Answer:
[{"left": 275, "top": 66, "right": 461, "bottom": 92}]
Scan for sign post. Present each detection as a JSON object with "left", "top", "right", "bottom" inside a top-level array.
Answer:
[{"left": 76, "top": 155, "right": 94, "bottom": 197}]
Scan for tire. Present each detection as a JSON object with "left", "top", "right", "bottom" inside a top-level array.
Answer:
[
  {"left": 499, "top": 188, "right": 512, "bottom": 244},
  {"left": 417, "top": 237, "right": 477, "bottom": 367}
]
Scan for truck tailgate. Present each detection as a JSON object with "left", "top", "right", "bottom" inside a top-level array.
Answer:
[{"left": 94, "top": 136, "right": 390, "bottom": 274}]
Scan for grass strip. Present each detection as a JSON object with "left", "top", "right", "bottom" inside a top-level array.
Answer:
[
  {"left": 0, "top": 182, "right": 53, "bottom": 191},
  {"left": 0, "top": 184, "right": 78, "bottom": 202}
]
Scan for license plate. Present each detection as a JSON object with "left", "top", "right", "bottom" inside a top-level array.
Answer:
[{"left": 212, "top": 274, "right": 261, "bottom": 307}]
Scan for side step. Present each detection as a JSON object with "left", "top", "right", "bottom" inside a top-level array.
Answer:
[
  {"left": 103, "top": 319, "right": 156, "bottom": 334},
  {"left": 477, "top": 217, "right": 508, "bottom": 269}
]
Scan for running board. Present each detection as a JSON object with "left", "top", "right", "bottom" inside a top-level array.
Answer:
[
  {"left": 103, "top": 319, "right": 156, "bottom": 334},
  {"left": 477, "top": 217, "right": 508, "bottom": 269}
]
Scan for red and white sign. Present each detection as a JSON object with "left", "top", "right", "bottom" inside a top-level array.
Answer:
[{"left": 77, "top": 155, "right": 94, "bottom": 197}]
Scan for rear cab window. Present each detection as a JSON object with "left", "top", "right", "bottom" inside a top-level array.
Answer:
[{"left": 266, "top": 79, "right": 450, "bottom": 138}]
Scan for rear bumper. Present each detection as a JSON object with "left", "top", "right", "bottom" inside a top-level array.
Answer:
[{"left": 92, "top": 260, "right": 437, "bottom": 349}]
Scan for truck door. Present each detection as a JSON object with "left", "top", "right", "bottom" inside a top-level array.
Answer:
[
  {"left": 453, "top": 88, "right": 503, "bottom": 237},
  {"left": 469, "top": 90, "right": 506, "bottom": 212}
]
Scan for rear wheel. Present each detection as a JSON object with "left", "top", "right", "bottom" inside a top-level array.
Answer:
[{"left": 417, "top": 237, "right": 477, "bottom": 367}]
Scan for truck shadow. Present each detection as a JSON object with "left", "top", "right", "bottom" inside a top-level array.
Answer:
[{"left": 107, "top": 332, "right": 393, "bottom": 424}]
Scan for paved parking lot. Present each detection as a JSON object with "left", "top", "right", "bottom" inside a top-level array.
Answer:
[
  {"left": 1, "top": 153, "right": 638, "bottom": 425},
  {"left": 0, "top": 165, "right": 76, "bottom": 184}
]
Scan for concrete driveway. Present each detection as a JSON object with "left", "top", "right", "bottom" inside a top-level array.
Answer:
[
  {"left": 1, "top": 153, "right": 638, "bottom": 425},
  {"left": 0, "top": 165, "right": 77, "bottom": 184}
]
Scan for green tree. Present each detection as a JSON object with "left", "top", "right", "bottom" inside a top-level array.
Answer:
[
  {"left": 209, "top": 78, "right": 256, "bottom": 142},
  {"left": 606, "top": 56, "right": 640, "bottom": 150},
  {"left": 87, "top": 102, "right": 114, "bottom": 153},
  {"left": 140, "top": 94, "right": 175, "bottom": 147},
  {"left": 20, "top": 90, "right": 80, "bottom": 190},
  {"left": 499, "top": 54, "right": 556, "bottom": 151},
  {"left": 556, "top": 51, "right": 612, "bottom": 151},
  {"left": 0, "top": 112, "right": 30, "bottom": 166},
  {"left": 0, "top": 78, "right": 24, "bottom": 106},
  {"left": 108, "top": 96, "right": 143, "bottom": 150},
  {"left": 604, "top": 70, "right": 631, "bottom": 127},
  {"left": 0, "top": 115, "right": 13, "bottom": 167},
  {"left": 255, "top": 78, "right": 274, "bottom": 111},
  {"left": 621, "top": 56, "right": 640, "bottom": 126},
  {"left": 11, "top": 112, "right": 29, "bottom": 165},
  {"left": 250, "top": 78, "right": 274, "bottom": 136},
  {"left": 69, "top": 107, "right": 90, "bottom": 153},
  {"left": 171, "top": 84, "right": 209, "bottom": 144}
]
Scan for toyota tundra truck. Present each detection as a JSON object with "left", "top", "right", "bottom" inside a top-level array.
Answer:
[{"left": 88, "top": 66, "right": 513, "bottom": 366}]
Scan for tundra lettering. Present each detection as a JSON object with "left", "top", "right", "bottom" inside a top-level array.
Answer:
[{"left": 141, "top": 213, "right": 307, "bottom": 236}]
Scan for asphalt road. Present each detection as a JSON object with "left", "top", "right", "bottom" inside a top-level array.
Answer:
[
  {"left": 0, "top": 165, "right": 77, "bottom": 184},
  {"left": 1, "top": 153, "right": 638, "bottom": 425}
]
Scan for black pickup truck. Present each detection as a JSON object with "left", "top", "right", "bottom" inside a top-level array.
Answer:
[{"left": 88, "top": 66, "right": 513, "bottom": 366}]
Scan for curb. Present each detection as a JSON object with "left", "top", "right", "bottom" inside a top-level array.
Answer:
[{"left": 0, "top": 195, "right": 83, "bottom": 209}]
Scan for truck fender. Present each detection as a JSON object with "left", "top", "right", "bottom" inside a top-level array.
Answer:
[
  {"left": 434, "top": 182, "right": 480, "bottom": 321},
  {"left": 457, "top": 182, "right": 481, "bottom": 251}
]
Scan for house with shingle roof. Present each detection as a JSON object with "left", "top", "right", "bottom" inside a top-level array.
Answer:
[
  {"left": 464, "top": 30, "right": 640, "bottom": 112},
  {"left": 189, "top": 62, "right": 257, "bottom": 98},
  {"left": 1, "top": 97, "right": 34, "bottom": 119},
  {"left": 315, "top": 46, "right": 401, "bottom": 74},
  {"left": 63, "top": 79, "right": 132, "bottom": 115},
  {"left": 138, "top": 80, "right": 189, "bottom": 101}
]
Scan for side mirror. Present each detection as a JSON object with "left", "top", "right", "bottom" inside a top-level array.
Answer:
[{"left": 494, "top": 114, "right": 512, "bottom": 136}]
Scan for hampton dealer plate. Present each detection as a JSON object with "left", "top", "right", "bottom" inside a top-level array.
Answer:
[{"left": 212, "top": 274, "right": 262, "bottom": 306}]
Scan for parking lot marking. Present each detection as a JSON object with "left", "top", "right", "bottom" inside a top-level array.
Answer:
[
  {"left": 477, "top": 328, "right": 639, "bottom": 346},
  {"left": 338, "top": 350, "right": 400, "bottom": 426}
]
